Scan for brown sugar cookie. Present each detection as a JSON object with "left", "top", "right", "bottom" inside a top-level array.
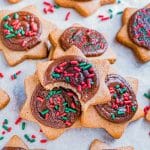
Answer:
[
  {"left": 82, "top": 69, "right": 144, "bottom": 138},
  {"left": 2, "top": 135, "right": 28, "bottom": 150},
  {"left": 37, "top": 46, "right": 112, "bottom": 122},
  {"left": 54, "top": 0, "right": 116, "bottom": 17},
  {"left": 20, "top": 74, "right": 82, "bottom": 140},
  {"left": 8, "top": 0, "right": 21, "bottom": 4},
  {"left": 116, "top": 4, "right": 150, "bottom": 63},
  {"left": 49, "top": 24, "right": 116, "bottom": 64},
  {"left": 0, "top": 89, "right": 10, "bottom": 110},
  {"left": 90, "top": 139, "right": 134, "bottom": 150},
  {"left": 0, "top": 5, "right": 55, "bottom": 66}
]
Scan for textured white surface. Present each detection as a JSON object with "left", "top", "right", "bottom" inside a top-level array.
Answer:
[{"left": 0, "top": 0, "right": 150, "bottom": 149}]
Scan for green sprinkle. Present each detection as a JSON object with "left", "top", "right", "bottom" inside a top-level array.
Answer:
[
  {"left": 4, "top": 23, "right": 9, "bottom": 29},
  {"left": 110, "top": 14, "right": 113, "bottom": 19},
  {"left": 117, "top": 11, "right": 123, "bottom": 15},
  {"left": 2, "top": 125, "right": 9, "bottom": 131},
  {"left": 21, "top": 30, "right": 25, "bottom": 35},
  {"left": 113, "top": 93, "right": 117, "bottom": 99},
  {"left": 131, "top": 106, "right": 137, "bottom": 112},
  {"left": 61, "top": 116, "right": 68, "bottom": 121},
  {"left": 41, "top": 109, "right": 49, "bottom": 115},
  {"left": 108, "top": 9, "right": 113, "bottom": 13},
  {"left": 14, "top": 74, "right": 17, "bottom": 79},
  {"left": 54, "top": 5, "right": 60, "bottom": 9},
  {"left": 65, "top": 76, "right": 70, "bottom": 83},
  {"left": 4, "top": 119, "right": 8, "bottom": 124},
  {"left": 22, "top": 122, "right": 26, "bottom": 130},
  {"left": 54, "top": 105, "right": 59, "bottom": 110},
  {"left": 63, "top": 102, "right": 68, "bottom": 106},
  {"left": 24, "top": 134, "right": 35, "bottom": 143},
  {"left": 0, "top": 136, "right": 4, "bottom": 140},
  {"left": 5, "top": 33, "right": 16, "bottom": 39},
  {"left": 14, "top": 13, "right": 19, "bottom": 19},
  {"left": 111, "top": 113, "right": 115, "bottom": 120},
  {"left": 3, "top": 15, "right": 9, "bottom": 21},
  {"left": 65, "top": 107, "right": 77, "bottom": 113},
  {"left": 82, "top": 64, "right": 92, "bottom": 70},
  {"left": 52, "top": 72, "right": 60, "bottom": 79},
  {"left": 117, "top": 110, "right": 125, "bottom": 115},
  {"left": 115, "top": 84, "right": 120, "bottom": 89},
  {"left": 122, "top": 88, "right": 127, "bottom": 93},
  {"left": 79, "top": 62, "right": 87, "bottom": 67},
  {"left": 144, "top": 93, "right": 150, "bottom": 99}
]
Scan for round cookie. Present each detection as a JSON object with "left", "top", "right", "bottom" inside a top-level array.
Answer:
[
  {"left": 95, "top": 74, "right": 138, "bottom": 123},
  {"left": 8, "top": 0, "right": 21, "bottom": 4},
  {"left": 60, "top": 26, "right": 108, "bottom": 57},
  {"left": 0, "top": 11, "right": 42, "bottom": 51},
  {"left": 128, "top": 8, "right": 150, "bottom": 50},
  {"left": 30, "top": 84, "right": 81, "bottom": 128}
]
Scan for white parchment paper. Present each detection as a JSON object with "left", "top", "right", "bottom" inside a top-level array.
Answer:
[{"left": 0, "top": 0, "right": 150, "bottom": 149}]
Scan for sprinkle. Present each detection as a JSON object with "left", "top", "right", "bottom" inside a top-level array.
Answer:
[
  {"left": 22, "top": 122, "right": 26, "bottom": 130},
  {"left": 111, "top": 113, "right": 115, "bottom": 120},
  {"left": 117, "top": 11, "right": 123, "bottom": 15},
  {"left": 65, "top": 11, "right": 71, "bottom": 21},
  {"left": 15, "top": 117, "right": 22, "bottom": 125},
  {"left": 14, "top": 13, "right": 19, "bottom": 19},
  {"left": 24, "top": 134, "right": 35, "bottom": 143},
  {"left": 41, "top": 109, "right": 49, "bottom": 115},
  {"left": 40, "top": 139, "right": 47, "bottom": 143},
  {"left": 31, "top": 135, "right": 36, "bottom": 139},
  {"left": 101, "top": 17, "right": 110, "bottom": 21},
  {"left": 0, "top": 136, "right": 4, "bottom": 140},
  {"left": 10, "top": 71, "right": 21, "bottom": 80},
  {"left": 3, "top": 15, "right": 9, "bottom": 21},
  {"left": 5, "top": 33, "right": 16, "bottom": 39},
  {"left": 144, "top": 93, "right": 150, "bottom": 99},
  {"left": 0, "top": 73, "right": 4, "bottom": 78}
]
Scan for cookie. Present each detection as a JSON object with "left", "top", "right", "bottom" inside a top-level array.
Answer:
[
  {"left": 37, "top": 46, "right": 111, "bottom": 122},
  {"left": 116, "top": 4, "right": 150, "bottom": 63},
  {"left": 2, "top": 135, "right": 28, "bottom": 150},
  {"left": 90, "top": 139, "right": 134, "bottom": 150},
  {"left": 82, "top": 68, "right": 144, "bottom": 139},
  {"left": 20, "top": 74, "right": 82, "bottom": 140},
  {"left": 49, "top": 24, "right": 116, "bottom": 64},
  {"left": 8, "top": 0, "right": 21, "bottom": 4},
  {"left": 0, "top": 89, "right": 10, "bottom": 110},
  {"left": 54, "top": 0, "right": 116, "bottom": 17},
  {"left": 0, "top": 5, "right": 55, "bottom": 66}
]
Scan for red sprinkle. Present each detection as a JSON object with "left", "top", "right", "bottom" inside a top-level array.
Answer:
[
  {"left": 15, "top": 117, "right": 22, "bottom": 125},
  {"left": 40, "top": 139, "right": 47, "bottom": 143},
  {"left": 31, "top": 135, "right": 36, "bottom": 139},
  {"left": 0, "top": 73, "right": 4, "bottom": 78},
  {"left": 65, "top": 12, "right": 71, "bottom": 21}
]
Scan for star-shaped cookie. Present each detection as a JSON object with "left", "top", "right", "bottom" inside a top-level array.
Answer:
[
  {"left": 82, "top": 69, "right": 144, "bottom": 139},
  {"left": 0, "top": 5, "right": 55, "bottom": 66},
  {"left": 49, "top": 24, "right": 116, "bottom": 64},
  {"left": 2, "top": 135, "right": 28, "bottom": 150},
  {"left": 20, "top": 74, "right": 82, "bottom": 140},
  {"left": 90, "top": 139, "right": 134, "bottom": 150},
  {"left": 37, "top": 46, "right": 111, "bottom": 122},
  {"left": 0, "top": 89, "right": 10, "bottom": 110},
  {"left": 54, "top": 0, "right": 116, "bottom": 17},
  {"left": 116, "top": 4, "right": 150, "bottom": 63}
]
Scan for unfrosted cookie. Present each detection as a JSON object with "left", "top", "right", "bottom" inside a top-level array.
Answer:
[
  {"left": 8, "top": 0, "right": 21, "bottom": 4},
  {"left": 116, "top": 4, "right": 150, "bottom": 63},
  {"left": 82, "top": 68, "right": 144, "bottom": 139},
  {"left": 2, "top": 135, "right": 28, "bottom": 150},
  {"left": 90, "top": 139, "right": 134, "bottom": 150},
  {"left": 0, "top": 89, "right": 10, "bottom": 110},
  {"left": 49, "top": 24, "right": 116, "bottom": 64},
  {"left": 0, "top": 5, "right": 55, "bottom": 66},
  {"left": 20, "top": 74, "right": 82, "bottom": 140},
  {"left": 54, "top": 0, "right": 116, "bottom": 17},
  {"left": 37, "top": 46, "right": 111, "bottom": 122}
]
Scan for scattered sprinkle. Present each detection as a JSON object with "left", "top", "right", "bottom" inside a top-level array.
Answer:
[{"left": 65, "top": 11, "right": 71, "bottom": 21}]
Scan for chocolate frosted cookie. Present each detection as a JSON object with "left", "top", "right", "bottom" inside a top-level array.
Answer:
[
  {"left": 44, "top": 55, "right": 99, "bottom": 102},
  {"left": 128, "top": 8, "right": 150, "bottom": 50},
  {"left": 95, "top": 74, "right": 138, "bottom": 123},
  {"left": 0, "top": 11, "right": 42, "bottom": 51},
  {"left": 60, "top": 27, "right": 108, "bottom": 57},
  {"left": 2, "top": 147, "right": 26, "bottom": 150},
  {"left": 30, "top": 84, "right": 81, "bottom": 128}
]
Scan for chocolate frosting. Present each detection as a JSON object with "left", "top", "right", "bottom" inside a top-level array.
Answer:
[
  {"left": 2, "top": 147, "right": 26, "bottom": 150},
  {"left": 44, "top": 55, "right": 99, "bottom": 102},
  {"left": 0, "top": 11, "right": 42, "bottom": 51},
  {"left": 95, "top": 74, "right": 138, "bottom": 123},
  {"left": 30, "top": 84, "right": 81, "bottom": 128},
  {"left": 128, "top": 8, "right": 150, "bottom": 50},
  {"left": 60, "top": 26, "right": 108, "bottom": 57}
]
